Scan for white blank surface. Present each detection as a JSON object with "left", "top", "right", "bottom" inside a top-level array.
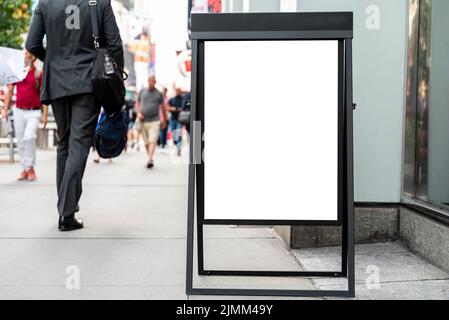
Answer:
[{"left": 204, "top": 40, "right": 339, "bottom": 221}]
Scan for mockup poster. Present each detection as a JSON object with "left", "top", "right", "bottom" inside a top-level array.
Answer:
[{"left": 203, "top": 40, "right": 339, "bottom": 221}]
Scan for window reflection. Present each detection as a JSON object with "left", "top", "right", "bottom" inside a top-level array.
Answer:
[{"left": 413, "top": 0, "right": 449, "bottom": 209}]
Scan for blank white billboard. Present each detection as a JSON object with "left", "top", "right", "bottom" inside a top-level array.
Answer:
[{"left": 203, "top": 40, "right": 339, "bottom": 221}]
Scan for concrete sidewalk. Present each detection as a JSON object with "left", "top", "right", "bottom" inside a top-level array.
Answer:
[
  {"left": 0, "top": 147, "right": 447, "bottom": 300},
  {"left": 0, "top": 147, "right": 316, "bottom": 299}
]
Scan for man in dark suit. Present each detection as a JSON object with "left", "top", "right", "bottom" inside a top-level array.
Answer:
[{"left": 26, "top": 0, "right": 124, "bottom": 231}]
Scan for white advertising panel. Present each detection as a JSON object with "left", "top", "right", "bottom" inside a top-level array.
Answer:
[{"left": 204, "top": 40, "right": 339, "bottom": 221}]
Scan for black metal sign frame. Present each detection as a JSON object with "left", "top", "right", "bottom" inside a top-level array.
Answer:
[{"left": 186, "top": 12, "right": 355, "bottom": 298}]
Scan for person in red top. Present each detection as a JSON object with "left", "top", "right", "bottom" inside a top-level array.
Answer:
[{"left": 1, "top": 50, "right": 48, "bottom": 181}]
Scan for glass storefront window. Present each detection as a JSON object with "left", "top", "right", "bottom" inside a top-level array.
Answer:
[{"left": 404, "top": 0, "right": 449, "bottom": 213}]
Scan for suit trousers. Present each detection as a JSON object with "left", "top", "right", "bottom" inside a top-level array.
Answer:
[{"left": 51, "top": 94, "right": 100, "bottom": 217}]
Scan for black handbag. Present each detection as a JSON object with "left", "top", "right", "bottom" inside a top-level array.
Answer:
[
  {"left": 178, "top": 98, "right": 191, "bottom": 126},
  {"left": 95, "top": 110, "right": 128, "bottom": 159},
  {"left": 89, "top": 1, "right": 127, "bottom": 115},
  {"left": 178, "top": 110, "right": 190, "bottom": 126}
]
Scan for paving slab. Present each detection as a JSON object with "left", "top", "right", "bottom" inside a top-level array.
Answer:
[
  {"left": 0, "top": 239, "right": 186, "bottom": 287},
  {"left": 0, "top": 285, "right": 187, "bottom": 300},
  {"left": 322, "top": 280, "right": 449, "bottom": 300},
  {"left": 293, "top": 242, "right": 449, "bottom": 299},
  {"left": 203, "top": 225, "right": 280, "bottom": 239},
  {"left": 0, "top": 186, "right": 188, "bottom": 239},
  {"left": 203, "top": 238, "right": 300, "bottom": 271}
]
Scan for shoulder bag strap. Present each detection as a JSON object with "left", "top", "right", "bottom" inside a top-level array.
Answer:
[{"left": 88, "top": 0, "right": 100, "bottom": 49}]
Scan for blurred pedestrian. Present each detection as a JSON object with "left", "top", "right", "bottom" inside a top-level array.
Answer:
[
  {"left": 26, "top": 0, "right": 124, "bottom": 231},
  {"left": 124, "top": 91, "right": 137, "bottom": 150},
  {"left": 136, "top": 75, "right": 167, "bottom": 168},
  {"left": 158, "top": 87, "right": 169, "bottom": 149},
  {"left": 181, "top": 92, "right": 191, "bottom": 134},
  {"left": 134, "top": 116, "right": 142, "bottom": 152},
  {"left": 1, "top": 50, "right": 48, "bottom": 182},
  {"left": 166, "top": 86, "right": 184, "bottom": 156},
  {"left": 0, "top": 89, "right": 5, "bottom": 108}
]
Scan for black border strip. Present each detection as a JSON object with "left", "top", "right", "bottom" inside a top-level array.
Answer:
[
  {"left": 191, "top": 12, "right": 353, "bottom": 33},
  {"left": 191, "top": 30, "right": 353, "bottom": 40},
  {"left": 198, "top": 39, "right": 345, "bottom": 227}
]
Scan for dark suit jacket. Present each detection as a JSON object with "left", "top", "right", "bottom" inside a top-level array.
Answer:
[{"left": 26, "top": 0, "right": 124, "bottom": 104}]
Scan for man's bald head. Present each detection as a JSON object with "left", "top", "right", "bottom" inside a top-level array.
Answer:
[{"left": 148, "top": 75, "right": 156, "bottom": 90}]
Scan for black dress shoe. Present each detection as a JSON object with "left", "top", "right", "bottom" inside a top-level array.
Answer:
[{"left": 58, "top": 215, "right": 84, "bottom": 232}]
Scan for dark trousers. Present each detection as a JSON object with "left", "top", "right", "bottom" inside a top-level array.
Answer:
[
  {"left": 170, "top": 119, "right": 183, "bottom": 151},
  {"left": 158, "top": 125, "right": 168, "bottom": 148},
  {"left": 52, "top": 94, "right": 100, "bottom": 217}
]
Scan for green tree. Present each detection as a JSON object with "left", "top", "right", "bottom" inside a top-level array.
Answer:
[{"left": 0, "top": 0, "right": 32, "bottom": 49}]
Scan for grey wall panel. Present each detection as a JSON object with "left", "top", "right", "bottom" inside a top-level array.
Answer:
[{"left": 299, "top": 0, "right": 408, "bottom": 203}]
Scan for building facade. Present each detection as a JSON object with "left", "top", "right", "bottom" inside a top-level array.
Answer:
[{"left": 221, "top": 0, "right": 449, "bottom": 272}]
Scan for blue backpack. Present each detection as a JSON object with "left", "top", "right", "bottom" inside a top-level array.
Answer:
[{"left": 95, "top": 110, "right": 128, "bottom": 159}]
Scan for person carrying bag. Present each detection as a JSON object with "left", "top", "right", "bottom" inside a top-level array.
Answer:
[{"left": 26, "top": 0, "right": 125, "bottom": 231}]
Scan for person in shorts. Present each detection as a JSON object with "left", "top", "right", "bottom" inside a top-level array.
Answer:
[{"left": 136, "top": 75, "right": 167, "bottom": 168}]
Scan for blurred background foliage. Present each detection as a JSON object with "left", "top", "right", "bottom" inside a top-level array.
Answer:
[{"left": 0, "top": 0, "right": 32, "bottom": 48}]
